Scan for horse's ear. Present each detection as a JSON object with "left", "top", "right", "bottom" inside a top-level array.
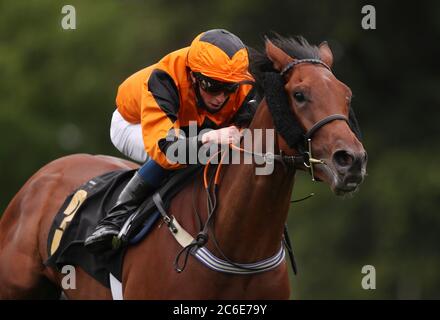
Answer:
[
  {"left": 319, "top": 41, "right": 333, "bottom": 68},
  {"left": 265, "top": 38, "right": 294, "bottom": 72}
]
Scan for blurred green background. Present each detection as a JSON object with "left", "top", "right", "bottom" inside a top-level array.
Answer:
[{"left": 1, "top": 0, "right": 439, "bottom": 299}]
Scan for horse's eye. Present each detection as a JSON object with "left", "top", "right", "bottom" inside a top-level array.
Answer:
[{"left": 293, "top": 92, "right": 306, "bottom": 103}]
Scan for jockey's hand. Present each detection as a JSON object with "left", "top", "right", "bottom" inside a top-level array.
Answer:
[{"left": 201, "top": 126, "right": 241, "bottom": 145}]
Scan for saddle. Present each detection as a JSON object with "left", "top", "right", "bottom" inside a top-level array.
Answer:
[{"left": 45, "top": 165, "right": 202, "bottom": 288}]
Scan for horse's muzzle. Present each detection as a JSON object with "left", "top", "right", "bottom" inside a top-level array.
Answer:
[{"left": 332, "top": 149, "right": 367, "bottom": 194}]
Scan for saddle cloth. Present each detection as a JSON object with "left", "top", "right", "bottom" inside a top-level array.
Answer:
[{"left": 45, "top": 165, "right": 202, "bottom": 288}]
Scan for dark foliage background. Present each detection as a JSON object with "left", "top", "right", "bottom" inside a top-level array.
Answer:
[{"left": 1, "top": 0, "right": 438, "bottom": 299}]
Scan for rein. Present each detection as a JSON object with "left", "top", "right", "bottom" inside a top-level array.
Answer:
[{"left": 229, "top": 112, "right": 349, "bottom": 182}]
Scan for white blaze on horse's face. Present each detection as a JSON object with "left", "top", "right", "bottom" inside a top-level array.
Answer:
[{"left": 265, "top": 39, "right": 367, "bottom": 195}]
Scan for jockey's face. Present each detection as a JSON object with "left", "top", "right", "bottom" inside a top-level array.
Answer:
[
  {"left": 190, "top": 72, "right": 234, "bottom": 113},
  {"left": 198, "top": 87, "right": 230, "bottom": 112}
]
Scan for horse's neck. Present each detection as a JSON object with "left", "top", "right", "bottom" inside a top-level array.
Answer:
[{"left": 213, "top": 101, "right": 296, "bottom": 262}]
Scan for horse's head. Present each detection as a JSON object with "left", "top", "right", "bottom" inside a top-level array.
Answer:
[{"left": 260, "top": 36, "right": 367, "bottom": 195}]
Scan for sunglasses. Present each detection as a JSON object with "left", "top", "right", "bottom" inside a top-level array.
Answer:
[{"left": 193, "top": 72, "right": 239, "bottom": 94}]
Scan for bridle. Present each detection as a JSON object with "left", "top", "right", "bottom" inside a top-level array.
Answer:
[
  {"left": 234, "top": 58, "right": 351, "bottom": 181},
  {"left": 296, "top": 113, "right": 349, "bottom": 181}
]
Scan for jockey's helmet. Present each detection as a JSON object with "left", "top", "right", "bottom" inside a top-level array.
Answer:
[{"left": 187, "top": 29, "right": 253, "bottom": 84}]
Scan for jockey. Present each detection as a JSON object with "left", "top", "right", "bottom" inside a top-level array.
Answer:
[{"left": 84, "top": 29, "right": 256, "bottom": 253}]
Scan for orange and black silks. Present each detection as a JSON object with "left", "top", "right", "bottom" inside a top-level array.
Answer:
[{"left": 115, "top": 30, "right": 256, "bottom": 169}]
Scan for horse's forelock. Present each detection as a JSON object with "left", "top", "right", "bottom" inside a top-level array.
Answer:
[{"left": 248, "top": 34, "right": 321, "bottom": 93}]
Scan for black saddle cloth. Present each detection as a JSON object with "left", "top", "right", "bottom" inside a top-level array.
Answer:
[{"left": 45, "top": 165, "right": 202, "bottom": 288}]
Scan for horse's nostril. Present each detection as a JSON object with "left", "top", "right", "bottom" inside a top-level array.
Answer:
[{"left": 333, "top": 150, "right": 354, "bottom": 168}]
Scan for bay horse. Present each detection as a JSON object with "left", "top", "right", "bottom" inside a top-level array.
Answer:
[{"left": 0, "top": 35, "right": 367, "bottom": 299}]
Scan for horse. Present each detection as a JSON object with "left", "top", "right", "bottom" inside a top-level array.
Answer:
[{"left": 0, "top": 35, "right": 367, "bottom": 299}]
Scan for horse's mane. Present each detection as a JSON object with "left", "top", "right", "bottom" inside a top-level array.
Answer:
[{"left": 248, "top": 34, "right": 321, "bottom": 96}]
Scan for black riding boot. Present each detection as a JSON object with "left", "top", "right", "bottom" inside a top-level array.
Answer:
[{"left": 84, "top": 172, "right": 153, "bottom": 253}]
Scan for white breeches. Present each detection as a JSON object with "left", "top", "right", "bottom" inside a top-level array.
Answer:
[{"left": 110, "top": 109, "right": 149, "bottom": 163}]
